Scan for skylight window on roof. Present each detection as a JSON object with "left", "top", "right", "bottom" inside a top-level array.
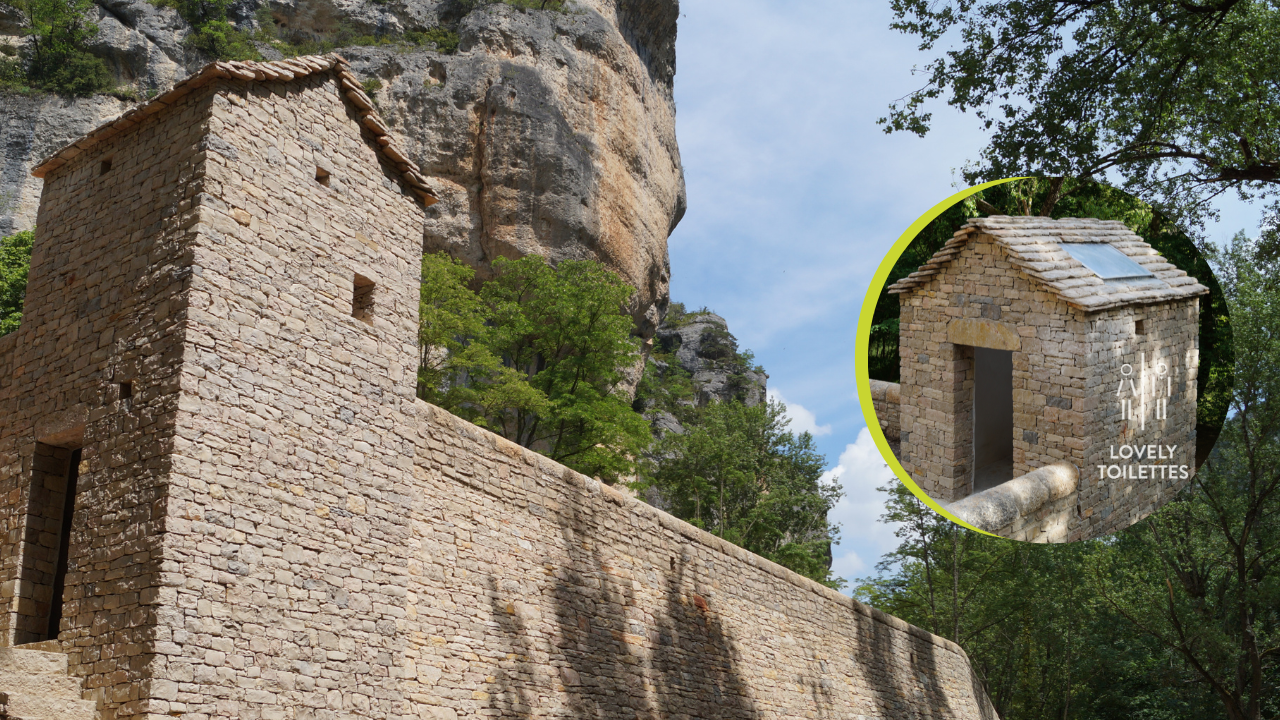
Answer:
[{"left": 1059, "top": 243, "right": 1154, "bottom": 280}]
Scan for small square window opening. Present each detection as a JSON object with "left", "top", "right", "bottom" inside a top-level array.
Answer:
[
  {"left": 316, "top": 167, "right": 331, "bottom": 187},
  {"left": 352, "top": 274, "right": 375, "bottom": 322},
  {"left": 120, "top": 381, "right": 132, "bottom": 400},
  {"left": 99, "top": 158, "right": 112, "bottom": 175},
  {"left": 1135, "top": 319, "right": 1146, "bottom": 336}
]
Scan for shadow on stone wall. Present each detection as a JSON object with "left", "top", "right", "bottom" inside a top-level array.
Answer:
[
  {"left": 852, "top": 611, "right": 960, "bottom": 720},
  {"left": 484, "top": 574, "right": 539, "bottom": 717},
  {"left": 481, "top": 486, "right": 759, "bottom": 718},
  {"left": 650, "top": 553, "right": 756, "bottom": 718}
]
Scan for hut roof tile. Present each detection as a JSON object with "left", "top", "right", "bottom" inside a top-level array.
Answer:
[{"left": 887, "top": 216, "right": 1208, "bottom": 311}]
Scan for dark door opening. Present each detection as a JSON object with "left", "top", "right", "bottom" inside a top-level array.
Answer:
[
  {"left": 18, "top": 444, "right": 82, "bottom": 644},
  {"left": 45, "top": 447, "right": 82, "bottom": 640},
  {"left": 972, "top": 347, "right": 1013, "bottom": 493}
]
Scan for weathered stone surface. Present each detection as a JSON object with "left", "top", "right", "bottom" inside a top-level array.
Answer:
[
  {"left": 0, "top": 93, "right": 129, "bottom": 235},
  {"left": 0, "top": 61, "right": 995, "bottom": 720},
  {"left": 653, "top": 313, "right": 766, "bottom": 407},
  {"left": 358, "top": 2, "right": 683, "bottom": 337},
  {"left": 946, "top": 462, "right": 1079, "bottom": 543},
  {"left": 947, "top": 317, "right": 1021, "bottom": 351},
  {"left": 87, "top": 0, "right": 188, "bottom": 88}
]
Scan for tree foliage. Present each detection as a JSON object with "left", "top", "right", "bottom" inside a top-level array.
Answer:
[
  {"left": 0, "top": 229, "right": 32, "bottom": 336},
  {"left": 636, "top": 397, "right": 843, "bottom": 588},
  {"left": 417, "top": 252, "right": 651, "bottom": 483},
  {"left": 884, "top": 0, "right": 1280, "bottom": 230},
  {"left": 862, "top": 241, "right": 1279, "bottom": 719},
  {"left": 1, "top": 0, "right": 113, "bottom": 95},
  {"left": 148, "top": 0, "right": 259, "bottom": 60}
]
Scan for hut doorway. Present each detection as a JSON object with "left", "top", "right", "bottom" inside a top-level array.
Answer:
[{"left": 972, "top": 347, "right": 1013, "bottom": 493}]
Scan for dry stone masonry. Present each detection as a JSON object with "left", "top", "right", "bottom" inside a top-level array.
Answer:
[
  {"left": 0, "top": 55, "right": 996, "bottom": 720},
  {"left": 886, "top": 216, "right": 1207, "bottom": 542}
]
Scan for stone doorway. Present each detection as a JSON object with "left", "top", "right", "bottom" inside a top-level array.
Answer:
[
  {"left": 972, "top": 347, "right": 1013, "bottom": 493},
  {"left": 16, "top": 445, "right": 82, "bottom": 644}
]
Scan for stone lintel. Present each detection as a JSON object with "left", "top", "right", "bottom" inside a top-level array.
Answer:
[
  {"left": 34, "top": 404, "right": 87, "bottom": 449},
  {"left": 947, "top": 317, "right": 1022, "bottom": 351}
]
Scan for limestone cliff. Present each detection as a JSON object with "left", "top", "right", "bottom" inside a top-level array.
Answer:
[
  {"left": 637, "top": 307, "right": 769, "bottom": 437},
  {"left": 0, "top": 0, "right": 684, "bottom": 336}
]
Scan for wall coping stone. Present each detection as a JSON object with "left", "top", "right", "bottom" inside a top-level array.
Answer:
[
  {"left": 868, "top": 378, "right": 900, "bottom": 404},
  {"left": 946, "top": 462, "right": 1079, "bottom": 532}
]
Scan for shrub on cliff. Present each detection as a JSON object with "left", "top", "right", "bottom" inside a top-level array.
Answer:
[
  {"left": 148, "top": 0, "right": 258, "bottom": 60},
  {"left": 0, "top": 229, "right": 32, "bottom": 336},
  {"left": 2, "top": 0, "right": 114, "bottom": 95},
  {"left": 418, "top": 252, "right": 651, "bottom": 483}
]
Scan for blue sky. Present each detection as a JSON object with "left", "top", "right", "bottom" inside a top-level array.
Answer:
[{"left": 666, "top": 0, "right": 1265, "bottom": 587}]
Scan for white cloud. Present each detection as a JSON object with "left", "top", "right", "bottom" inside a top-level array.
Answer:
[
  {"left": 768, "top": 389, "right": 832, "bottom": 437},
  {"left": 822, "top": 428, "right": 903, "bottom": 589}
]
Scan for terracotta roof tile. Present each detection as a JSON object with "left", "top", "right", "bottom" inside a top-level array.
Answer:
[{"left": 31, "top": 54, "right": 438, "bottom": 207}]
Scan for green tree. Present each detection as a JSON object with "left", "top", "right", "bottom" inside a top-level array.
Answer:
[
  {"left": 417, "top": 252, "right": 651, "bottom": 483},
  {"left": 883, "top": 0, "right": 1280, "bottom": 231},
  {"left": 885, "top": 0, "right": 1280, "bottom": 230},
  {"left": 0, "top": 229, "right": 32, "bottom": 336},
  {"left": 417, "top": 253, "right": 541, "bottom": 418},
  {"left": 858, "top": 482, "right": 1223, "bottom": 719},
  {"left": 150, "top": 0, "right": 258, "bottom": 60},
  {"left": 637, "top": 398, "right": 843, "bottom": 587},
  {"left": 3, "top": 0, "right": 113, "bottom": 95},
  {"left": 1093, "top": 234, "right": 1280, "bottom": 720}
]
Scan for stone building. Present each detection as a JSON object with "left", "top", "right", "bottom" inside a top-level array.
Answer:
[
  {"left": 886, "top": 216, "right": 1208, "bottom": 542},
  {"left": 0, "top": 55, "right": 996, "bottom": 720}
]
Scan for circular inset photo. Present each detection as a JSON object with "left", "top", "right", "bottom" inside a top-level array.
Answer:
[{"left": 857, "top": 178, "right": 1232, "bottom": 542}]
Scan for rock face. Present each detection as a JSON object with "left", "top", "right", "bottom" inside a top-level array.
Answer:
[
  {"left": 654, "top": 312, "right": 767, "bottom": 407},
  {"left": 638, "top": 310, "right": 769, "bottom": 440},
  {"left": 0, "top": 0, "right": 684, "bottom": 337},
  {"left": 0, "top": 94, "right": 130, "bottom": 236}
]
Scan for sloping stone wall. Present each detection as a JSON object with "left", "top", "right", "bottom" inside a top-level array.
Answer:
[{"left": 868, "top": 379, "right": 900, "bottom": 442}]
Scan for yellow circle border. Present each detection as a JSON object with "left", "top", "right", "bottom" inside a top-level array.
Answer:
[{"left": 855, "top": 177, "right": 1028, "bottom": 536}]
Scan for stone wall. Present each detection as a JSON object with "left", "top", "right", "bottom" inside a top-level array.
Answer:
[
  {"left": 0, "top": 79, "right": 211, "bottom": 715},
  {"left": 1075, "top": 300, "right": 1198, "bottom": 538},
  {"left": 898, "top": 232, "right": 1198, "bottom": 541},
  {"left": 0, "top": 70, "right": 998, "bottom": 720},
  {"left": 868, "top": 379, "right": 900, "bottom": 442}
]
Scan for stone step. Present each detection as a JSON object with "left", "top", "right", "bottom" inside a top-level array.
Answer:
[
  {"left": 0, "top": 648, "right": 67, "bottom": 675},
  {"left": 12, "top": 641, "right": 62, "bottom": 654},
  {"left": 1, "top": 690, "right": 96, "bottom": 720},
  {"left": 0, "top": 668, "right": 84, "bottom": 698}
]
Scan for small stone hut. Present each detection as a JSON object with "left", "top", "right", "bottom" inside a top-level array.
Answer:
[{"left": 887, "top": 216, "right": 1208, "bottom": 541}]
